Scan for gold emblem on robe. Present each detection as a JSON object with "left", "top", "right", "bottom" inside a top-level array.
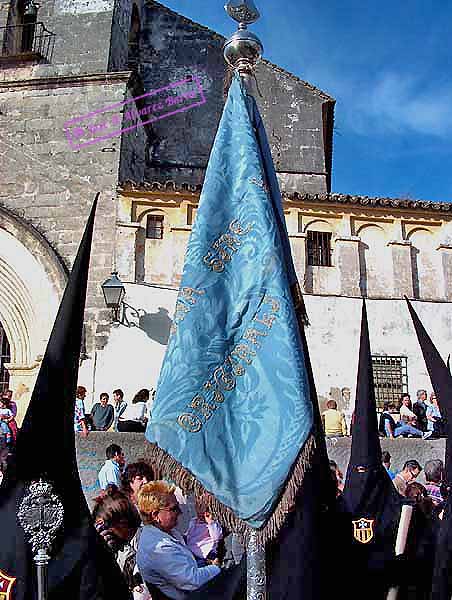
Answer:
[{"left": 352, "top": 517, "right": 375, "bottom": 544}]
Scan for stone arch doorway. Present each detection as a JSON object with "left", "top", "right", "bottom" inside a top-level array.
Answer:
[
  {"left": 0, "top": 205, "right": 67, "bottom": 423},
  {"left": 0, "top": 321, "right": 11, "bottom": 392}
]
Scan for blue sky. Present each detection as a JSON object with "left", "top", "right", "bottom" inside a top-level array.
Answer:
[{"left": 159, "top": 0, "right": 452, "bottom": 202}]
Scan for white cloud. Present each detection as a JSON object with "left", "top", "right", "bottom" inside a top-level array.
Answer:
[{"left": 304, "top": 65, "right": 452, "bottom": 139}]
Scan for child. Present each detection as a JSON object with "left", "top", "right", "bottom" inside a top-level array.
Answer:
[
  {"left": 185, "top": 495, "right": 223, "bottom": 567},
  {"left": 0, "top": 397, "right": 17, "bottom": 443}
]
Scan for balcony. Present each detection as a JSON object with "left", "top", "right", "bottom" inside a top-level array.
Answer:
[{"left": 0, "top": 22, "right": 56, "bottom": 65}]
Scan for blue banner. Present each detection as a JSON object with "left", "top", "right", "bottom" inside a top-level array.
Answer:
[{"left": 146, "top": 75, "right": 313, "bottom": 529}]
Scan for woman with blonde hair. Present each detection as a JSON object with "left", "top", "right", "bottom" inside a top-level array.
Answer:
[{"left": 137, "top": 481, "right": 221, "bottom": 599}]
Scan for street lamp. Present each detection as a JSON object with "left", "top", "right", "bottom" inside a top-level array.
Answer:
[{"left": 101, "top": 271, "right": 125, "bottom": 322}]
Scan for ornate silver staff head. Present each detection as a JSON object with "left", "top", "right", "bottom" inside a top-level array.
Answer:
[
  {"left": 17, "top": 479, "right": 64, "bottom": 556},
  {"left": 223, "top": 1, "right": 263, "bottom": 76}
]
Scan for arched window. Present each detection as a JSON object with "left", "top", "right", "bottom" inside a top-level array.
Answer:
[
  {"left": 0, "top": 322, "right": 11, "bottom": 392},
  {"left": 304, "top": 220, "right": 334, "bottom": 267},
  {"left": 146, "top": 214, "right": 164, "bottom": 239}
]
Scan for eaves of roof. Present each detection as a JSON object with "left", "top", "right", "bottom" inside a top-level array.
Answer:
[
  {"left": 285, "top": 192, "right": 452, "bottom": 213},
  {"left": 119, "top": 181, "right": 452, "bottom": 213}
]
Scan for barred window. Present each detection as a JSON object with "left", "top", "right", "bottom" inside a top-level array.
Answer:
[
  {"left": 307, "top": 231, "right": 332, "bottom": 266},
  {"left": 0, "top": 322, "right": 10, "bottom": 393},
  {"left": 146, "top": 214, "right": 164, "bottom": 239},
  {"left": 371, "top": 355, "right": 408, "bottom": 411}
]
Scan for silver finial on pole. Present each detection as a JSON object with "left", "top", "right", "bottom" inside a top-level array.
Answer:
[
  {"left": 223, "top": 1, "right": 263, "bottom": 94},
  {"left": 17, "top": 479, "right": 64, "bottom": 600}
]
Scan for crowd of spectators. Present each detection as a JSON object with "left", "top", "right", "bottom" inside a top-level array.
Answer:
[
  {"left": 94, "top": 448, "right": 229, "bottom": 600},
  {"left": 322, "top": 389, "right": 446, "bottom": 440},
  {"left": 93, "top": 441, "right": 451, "bottom": 600},
  {"left": 73, "top": 386, "right": 155, "bottom": 437}
]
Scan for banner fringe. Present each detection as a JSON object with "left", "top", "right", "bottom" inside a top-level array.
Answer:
[{"left": 145, "top": 432, "right": 316, "bottom": 545}]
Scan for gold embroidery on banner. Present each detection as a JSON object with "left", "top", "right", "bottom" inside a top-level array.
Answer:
[
  {"left": 171, "top": 287, "right": 205, "bottom": 336},
  {"left": 202, "top": 219, "right": 254, "bottom": 273},
  {"left": 177, "top": 295, "right": 281, "bottom": 432},
  {"left": 243, "top": 327, "right": 268, "bottom": 348},
  {"left": 204, "top": 381, "right": 225, "bottom": 404},
  {"left": 189, "top": 395, "right": 217, "bottom": 420},
  {"left": 213, "top": 365, "right": 236, "bottom": 391},
  {"left": 226, "top": 355, "right": 246, "bottom": 376},
  {"left": 253, "top": 313, "right": 276, "bottom": 329},
  {"left": 177, "top": 413, "right": 203, "bottom": 433},
  {"left": 231, "top": 343, "right": 256, "bottom": 365}
]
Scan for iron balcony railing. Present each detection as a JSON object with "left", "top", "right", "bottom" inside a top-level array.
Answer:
[{"left": 0, "top": 22, "right": 56, "bottom": 63}]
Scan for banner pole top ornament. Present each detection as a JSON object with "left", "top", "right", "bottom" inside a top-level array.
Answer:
[{"left": 223, "top": 1, "right": 263, "bottom": 93}]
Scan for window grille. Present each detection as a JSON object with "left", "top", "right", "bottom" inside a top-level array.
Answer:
[
  {"left": 307, "top": 231, "right": 332, "bottom": 266},
  {"left": 146, "top": 215, "right": 164, "bottom": 239},
  {"left": 371, "top": 355, "right": 408, "bottom": 411},
  {"left": 0, "top": 323, "right": 10, "bottom": 393}
]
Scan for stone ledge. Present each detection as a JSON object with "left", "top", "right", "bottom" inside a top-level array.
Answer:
[{"left": 76, "top": 433, "right": 445, "bottom": 504}]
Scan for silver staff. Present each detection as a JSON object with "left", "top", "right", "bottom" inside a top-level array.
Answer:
[
  {"left": 17, "top": 479, "right": 64, "bottom": 600},
  {"left": 223, "top": 3, "right": 266, "bottom": 598}
]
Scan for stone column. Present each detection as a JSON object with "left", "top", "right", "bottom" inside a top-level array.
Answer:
[
  {"left": 388, "top": 240, "right": 414, "bottom": 298},
  {"left": 437, "top": 244, "right": 452, "bottom": 301},
  {"left": 116, "top": 221, "right": 141, "bottom": 281},
  {"left": 335, "top": 236, "right": 361, "bottom": 296}
]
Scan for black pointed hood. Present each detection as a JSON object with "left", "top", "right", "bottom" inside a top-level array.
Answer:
[
  {"left": 343, "top": 301, "right": 401, "bottom": 599},
  {"left": 0, "top": 195, "right": 131, "bottom": 600},
  {"left": 349, "top": 300, "right": 381, "bottom": 469},
  {"left": 405, "top": 297, "right": 452, "bottom": 600},
  {"left": 405, "top": 297, "right": 452, "bottom": 480}
]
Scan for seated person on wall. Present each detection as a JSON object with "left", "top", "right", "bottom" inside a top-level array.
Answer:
[
  {"left": 426, "top": 392, "right": 446, "bottom": 438},
  {"left": 399, "top": 393, "right": 418, "bottom": 425},
  {"left": 321, "top": 399, "right": 347, "bottom": 437},
  {"left": 90, "top": 392, "right": 115, "bottom": 431},
  {"left": 118, "top": 389, "right": 150, "bottom": 433},
  {"left": 137, "top": 481, "right": 221, "bottom": 600},
  {"left": 378, "top": 402, "right": 430, "bottom": 439}
]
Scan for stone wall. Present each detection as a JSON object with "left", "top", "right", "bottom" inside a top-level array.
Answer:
[
  {"left": 139, "top": 1, "right": 333, "bottom": 194},
  {"left": 76, "top": 433, "right": 446, "bottom": 505},
  {"left": 0, "top": 74, "right": 132, "bottom": 366}
]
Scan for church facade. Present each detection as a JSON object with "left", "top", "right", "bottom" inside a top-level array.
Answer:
[{"left": 0, "top": 0, "right": 450, "bottom": 424}]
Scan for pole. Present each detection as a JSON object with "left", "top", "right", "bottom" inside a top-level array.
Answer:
[
  {"left": 246, "top": 531, "right": 266, "bottom": 600},
  {"left": 34, "top": 549, "right": 50, "bottom": 600},
  {"left": 223, "top": 5, "right": 266, "bottom": 599}
]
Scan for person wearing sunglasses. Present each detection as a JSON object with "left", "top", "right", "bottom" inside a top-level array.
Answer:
[
  {"left": 137, "top": 481, "right": 221, "bottom": 599},
  {"left": 393, "top": 460, "right": 422, "bottom": 497}
]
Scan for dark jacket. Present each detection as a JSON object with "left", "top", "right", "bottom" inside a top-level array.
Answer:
[
  {"left": 413, "top": 401, "right": 428, "bottom": 432},
  {"left": 379, "top": 411, "right": 397, "bottom": 437}
]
